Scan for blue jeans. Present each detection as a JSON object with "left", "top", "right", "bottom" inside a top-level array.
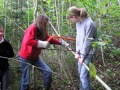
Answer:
[
  {"left": 0, "top": 70, "right": 9, "bottom": 90},
  {"left": 78, "top": 55, "right": 92, "bottom": 90},
  {"left": 18, "top": 56, "right": 53, "bottom": 90}
]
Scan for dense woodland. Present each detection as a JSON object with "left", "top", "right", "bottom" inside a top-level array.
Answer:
[{"left": 0, "top": 0, "right": 120, "bottom": 90}]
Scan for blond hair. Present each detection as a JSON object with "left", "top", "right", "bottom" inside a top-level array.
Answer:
[{"left": 67, "top": 6, "right": 88, "bottom": 20}]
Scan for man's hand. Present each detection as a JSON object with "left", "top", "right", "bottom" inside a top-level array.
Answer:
[
  {"left": 75, "top": 53, "right": 84, "bottom": 64},
  {"left": 78, "top": 58, "right": 84, "bottom": 64},
  {"left": 75, "top": 53, "right": 80, "bottom": 60}
]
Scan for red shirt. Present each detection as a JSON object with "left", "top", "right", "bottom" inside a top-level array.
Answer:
[{"left": 19, "top": 24, "right": 61, "bottom": 60}]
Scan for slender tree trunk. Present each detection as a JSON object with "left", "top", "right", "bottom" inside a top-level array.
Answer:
[
  {"left": 101, "top": 45, "right": 106, "bottom": 66},
  {"left": 118, "top": 0, "right": 120, "bottom": 5},
  {"left": 33, "top": 0, "right": 38, "bottom": 21},
  {"left": 54, "top": 0, "right": 60, "bottom": 34},
  {"left": 3, "top": 0, "right": 6, "bottom": 38},
  {"left": 27, "top": 0, "right": 30, "bottom": 26}
]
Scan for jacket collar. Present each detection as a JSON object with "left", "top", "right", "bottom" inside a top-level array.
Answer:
[{"left": 0, "top": 37, "right": 4, "bottom": 43}]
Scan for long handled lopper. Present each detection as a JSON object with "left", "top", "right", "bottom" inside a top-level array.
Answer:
[{"left": 47, "top": 36, "right": 112, "bottom": 90}]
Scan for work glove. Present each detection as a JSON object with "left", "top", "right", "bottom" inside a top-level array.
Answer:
[
  {"left": 59, "top": 39, "right": 69, "bottom": 47},
  {"left": 37, "top": 40, "right": 49, "bottom": 48}
]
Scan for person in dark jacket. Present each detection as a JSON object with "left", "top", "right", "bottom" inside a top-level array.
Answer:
[{"left": 0, "top": 25, "right": 14, "bottom": 90}]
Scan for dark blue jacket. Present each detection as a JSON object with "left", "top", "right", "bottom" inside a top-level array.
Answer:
[{"left": 0, "top": 38, "right": 14, "bottom": 73}]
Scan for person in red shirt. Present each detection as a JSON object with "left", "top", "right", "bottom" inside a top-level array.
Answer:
[{"left": 18, "top": 15, "right": 66, "bottom": 90}]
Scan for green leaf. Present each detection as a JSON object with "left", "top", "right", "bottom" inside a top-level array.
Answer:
[
  {"left": 92, "top": 41, "right": 107, "bottom": 47},
  {"left": 106, "top": 69, "right": 116, "bottom": 77},
  {"left": 89, "top": 63, "right": 96, "bottom": 78}
]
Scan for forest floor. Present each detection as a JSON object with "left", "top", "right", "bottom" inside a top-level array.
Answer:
[
  {"left": 8, "top": 54, "right": 120, "bottom": 90},
  {"left": 48, "top": 55, "right": 120, "bottom": 90},
  {"left": 37, "top": 56, "right": 120, "bottom": 90}
]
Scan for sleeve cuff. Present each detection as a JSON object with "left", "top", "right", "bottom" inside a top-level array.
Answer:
[{"left": 76, "top": 51, "right": 80, "bottom": 54}]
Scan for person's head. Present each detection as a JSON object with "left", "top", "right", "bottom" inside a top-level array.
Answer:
[
  {"left": 66, "top": 6, "right": 88, "bottom": 23},
  {"left": 0, "top": 25, "right": 4, "bottom": 38},
  {"left": 35, "top": 15, "right": 49, "bottom": 40}
]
